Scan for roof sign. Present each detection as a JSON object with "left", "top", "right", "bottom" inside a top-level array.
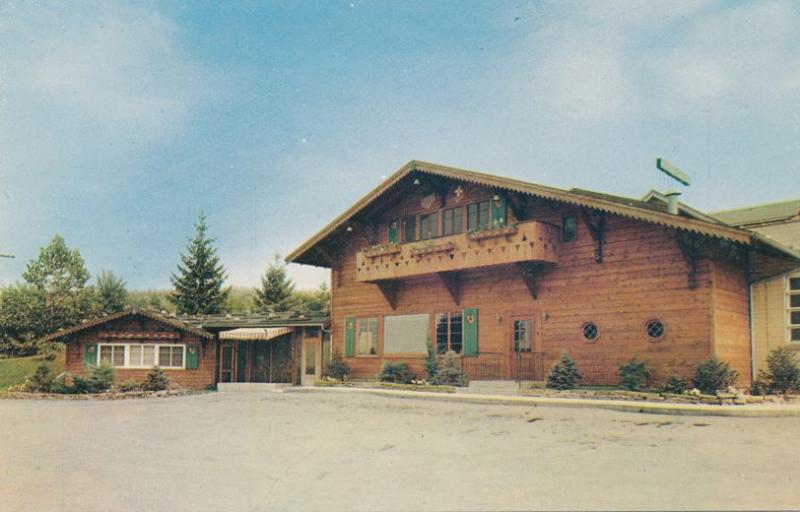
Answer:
[{"left": 657, "top": 158, "right": 691, "bottom": 186}]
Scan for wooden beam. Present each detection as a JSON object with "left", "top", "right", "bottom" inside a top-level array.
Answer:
[
  {"left": 517, "top": 262, "right": 548, "bottom": 300},
  {"left": 437, "top": 272, "right": 460, "bottom": 305},
  {"left": 676, "top": 231, "right": 700, "bottom": 290},
  {"left": 581, "top": 208, "right": 606, "bottom": 263},
  {"left": 375, "top": 280, "right": 399, "bottom": 310}
]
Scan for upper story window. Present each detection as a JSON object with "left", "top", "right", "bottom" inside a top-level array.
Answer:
[
  {"left": 789, "top": 275, "right": 800, "bottom": 342},
  {"left": 402, "top": 215, "right": 417, "bottom": 243},
  {"left": 563, "top": 215, "right": 577, "bottom": 242},
  {"left": 443, "top": 207, "right": 464, "bottom": 236},
  {"left": 419, "top": 212, "right": 439, "bottom": 240},
  {"left": 467, "top": 200, "right": 490, "bottom": 231}
]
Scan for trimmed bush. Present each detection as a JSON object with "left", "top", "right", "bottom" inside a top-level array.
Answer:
[
  {"left": 377, "top": 362, "right": 415, "bottom": 384},
  {"left": 425, "top": 341, "right": 439, "bottom": 381},
  {"left": 661, "top": 375, "right": 688, "bottom": 394},
  {"left": 119, "top": 379, "right": 141, "bottom": 393},
  {"left": 73, "top": 363, "right": 116, "bottom": 394},
  {"left": 618, "top": 358, "right": 651, "bottom": 391},
  {"left": 692, "top": 357, "right": 738, "bottom": 394},
  {"left": 141, "top": 366, "right": 170, "bottom": 391},
  {"left": 27, "top": 363, "right": 53, "bottom": 393},
  {"left": 546, "top": 352, "right": 582, "bottom": 390},
  {"left": 764, "top": 346, "right": 800, "bottom": 394},
  {"left": 432, "top": 352, "right": 466, "bottom": 386},
  {"left": 324, "top": 351, "right": 351, "bottom": 381}
]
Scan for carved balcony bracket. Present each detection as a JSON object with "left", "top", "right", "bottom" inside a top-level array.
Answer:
[
  {"left": 437, "top": 271, "right": 461, "bottom": 305},
  {"left": 517, "top": 262, "right": 549, "bottom": 300},
  {"left": 375, "top": 280, "right": 400, "bottom": 310},
  {"left": 581, "top": 208, "right": 606, "bottom": 263},
  {"left": 676, "top": 231, "right": 701, "bottom": 290}
]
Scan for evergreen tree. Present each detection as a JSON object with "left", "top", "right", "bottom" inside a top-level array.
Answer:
[
  {"left": 254, "top": 254, "right": 295, "bottom": 313},
  {"left": 169, "top": 212, "right": 230, "bottom": 314},
  {"left": 21, "top": 235, "right": 95, "bottom": 336},
  {"left": 95, "top": 270, "right": 128, "bottom": 314},
  {"left": 546, "top": 352, "right": 583, "bottom": 390}
]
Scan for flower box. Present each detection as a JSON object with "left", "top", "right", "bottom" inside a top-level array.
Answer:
[
  {"left": 363, "top": 244, "right": 401, "bottom": 258},
  {"left": 466, "top": 224, "right": 519, "bottom": 241},
  {"left": 409, "top": 241, "right": 455, "bottom": 257}
]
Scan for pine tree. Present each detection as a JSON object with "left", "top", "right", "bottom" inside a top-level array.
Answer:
[
  {"left": 546, "top": 352, "right": 583, "bottom": 390},
  {"left": 254, "top": 254, "right": 295, "bottom": 313},
  {"left": 95, "top": 270, "right": 128, "bottom": 314},
  {"left": 169, "top": 212, "right": 230, "bottom": 314}
]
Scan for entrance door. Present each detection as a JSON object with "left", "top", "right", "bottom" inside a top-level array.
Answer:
[
  {"left": 510, "top": 316, "right": 538, "bottom": 381},
  {"left": 220, "top": 341, "right": 235, "bottom": 383},
  {"left": 301, "top": 338, "right": 319, "bottom": 386}
]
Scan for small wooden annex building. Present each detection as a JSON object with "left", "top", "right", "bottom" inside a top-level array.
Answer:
[
  {"left": 39, "top": 308, "right": 330, "bottom": 389},
  {"left": 287, "top": 160, "right": 800, "bottom": 387}
]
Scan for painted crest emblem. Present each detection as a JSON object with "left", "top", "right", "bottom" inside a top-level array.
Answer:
[
  {"left": 454, "top": 186, "right": 464, "bottom": 202},
  {"left": 188, "top": 346, "right": 197, "bottom": 354},
  {"left": 465, "top": 314, "right": 475, "bottom": 324}
]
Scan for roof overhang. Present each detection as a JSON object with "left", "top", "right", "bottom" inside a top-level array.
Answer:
[{"left": 287, "top": 160, "right": 769, "bottom": 267}]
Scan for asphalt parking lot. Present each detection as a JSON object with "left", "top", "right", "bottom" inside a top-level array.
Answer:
[{"left": 1, "top": 391, "right": 799, "bottom": 511}]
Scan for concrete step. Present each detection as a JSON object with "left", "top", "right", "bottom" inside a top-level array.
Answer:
[{"left": 217, "top": 383, "right": 294, "bottom": 393}]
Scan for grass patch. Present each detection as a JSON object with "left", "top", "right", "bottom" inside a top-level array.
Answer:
[{"left": 0, "top": 353, "right": 65, "bottom": 395}]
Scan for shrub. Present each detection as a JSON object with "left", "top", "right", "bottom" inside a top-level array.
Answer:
[
  {"left": 119, "top": 379, "right": 141, "bottom": 393},
  {"left": 72, "top": 363, "right": 116, "bottom": 393},
  {"left": 751, "top": 370, "right": 770, "bottom": 396},
  {"left": 27, "top": 363, "right": 53, "bottom": 393},
  {"left": 49, "top": 376, "right": 73, "bottom": 394},
  {"left": 661, "top": 375, "right": 688, "bottom": 394},
  {"left": 764, "top": 346, "right": 800, "bottom": 394},
  {"left": 377, "top": 362, "right": 415, "bottom": 384},
  {"left": 692, "top": 357, "right": 738, "bottom": 394},
  {"left": 618, "top": 358, "right": 651, "bottom": 391},
  {"left": 141, "top": 366, "right": 170, "bottom": 391},
  {"left": 425, "top": 340, "right": 439, "bottom": 381},
  {"left": 323, "top": 351, "right": 351, "bottom": 381},
  {"left": 546, "top": 352, "right": 582, "bottom": 390},
  {"left": 432, "top": 352, "right": 466, "bottom": 386}
]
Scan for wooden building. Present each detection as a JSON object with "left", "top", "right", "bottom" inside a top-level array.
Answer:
[
  {"left": 41, "top": 308, "right": 330, "bottom": 389},
  {"left": 287, "top": 161, "right": 800, "bottom": 386},
  {"left": 713, "top": 199, "right": 800, "bottom": 377}
]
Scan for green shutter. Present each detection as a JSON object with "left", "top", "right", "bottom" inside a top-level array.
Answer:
[
  {"left": 462, "top": 308, "right": 479, "bottom": 357},
  {"left": 186, "top": 344, "right": 199, "bottom": 369},
  {"left": 491, "top": 195, "right": 507, "bottom": 227},
  {"left": 83, "top": 344, "right": 97, "bottom": 367},
  {"left": 344, "top": 317, "right": 355, "bottom": 357},
  {"left": 388, "top": 220, "right": 398, "bottom": 244}
]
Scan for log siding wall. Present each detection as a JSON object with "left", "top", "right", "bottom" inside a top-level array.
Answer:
[{"left": 329, "top": 182, "right": 750, "bottom": 386}]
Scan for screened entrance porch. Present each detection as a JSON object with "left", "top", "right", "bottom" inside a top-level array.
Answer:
[{"left": 218, "top": 328, "right": 295, "bottom": 384}]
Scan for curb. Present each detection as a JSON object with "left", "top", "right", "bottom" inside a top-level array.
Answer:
[{"left": 285, "top": 386, "right": 800, "bottom": 417}]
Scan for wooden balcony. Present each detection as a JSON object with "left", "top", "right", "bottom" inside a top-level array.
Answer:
[{"left": 355, "top": 220, "right": 560, "bottom": 283}]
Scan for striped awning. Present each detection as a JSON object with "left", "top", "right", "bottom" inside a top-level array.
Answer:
[{"left": 219, "top": 327, "right": 293, "bottom": 341}]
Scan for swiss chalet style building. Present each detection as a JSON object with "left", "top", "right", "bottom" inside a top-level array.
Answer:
[{"left": 288, "top": 161, "right": 800, "bottom": 386}]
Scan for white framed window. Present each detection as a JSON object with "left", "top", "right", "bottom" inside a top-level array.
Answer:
[
  {"left": 789, "top": 275, "right": 800, "bottom": 342},
  {"left": 357, "top": 318, "right": 378, "bottom": 356},
  {"left": 97, "top": 343, "right": 185, "bottom": 369}
]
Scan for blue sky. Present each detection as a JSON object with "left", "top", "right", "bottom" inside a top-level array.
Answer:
[{"left": 1, "top": 0, "right": 798, "bottom": 290}]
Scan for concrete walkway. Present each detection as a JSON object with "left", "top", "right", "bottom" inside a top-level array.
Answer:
[{"left": 287, "top": 385, "right": 800, "bottom": 417}]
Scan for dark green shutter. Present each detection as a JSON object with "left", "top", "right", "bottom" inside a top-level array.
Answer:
[
  {"left": 83, "top": 344, "right": 97, "bottom": 367},
  {"left": 186, "top": 344, "right": 199, "bottom": 369},
  {"left": 462, "top": 308, "right": 479, "bottom": 357},
  {"left": 388, "top": 220, "right": 398, "bottom": 244},
  {"left": 344, "top": 317, "right": 355, "bottom": 357},
  {"left": 491, "top": 195, "right": 507, "bottom": 227}
]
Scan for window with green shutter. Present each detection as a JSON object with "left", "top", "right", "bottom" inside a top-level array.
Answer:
[
  {"left": 186, "top": 344, "right": 200, "bottom": 369},
  {"left": 344, "top": 317, "right": 356, "bottom": 357},
  {"left": 462, "top": 308, "right": 479, "bottom": 356},
  {"left": 83, "top": 344, "right": 98, "bottom": 367}
]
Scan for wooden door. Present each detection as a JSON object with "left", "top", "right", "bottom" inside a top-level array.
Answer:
[
  {"left": 301, "top": 338, "right": 320, "bottom": 385},
  {"left": 510, "top": 315, "right": 536, "bottom": 381},
  {"left": 219, "top": 341, "right": 235, "bottom": 383}
]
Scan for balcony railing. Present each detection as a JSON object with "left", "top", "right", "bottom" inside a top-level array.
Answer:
[{"left": 355, "top": 220, "right": 559, "bottom": 282}]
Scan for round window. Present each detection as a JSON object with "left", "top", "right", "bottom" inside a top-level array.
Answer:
[
  {"left": 645, "top": 319, "right": 666, "bottom": 341},
  {"left": 581, "top": 322, "right": 599, "bottom": 342}
]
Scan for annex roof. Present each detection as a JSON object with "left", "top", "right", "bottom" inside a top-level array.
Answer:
[
  {"left": 177, "top": 311, "right": 329, "bottom": 330},
  {"left": 37, "top": 307, "right": 214, "bottom": 343},
  {"left": 287, "top": 160, "right": 800, "bottom": 266},
  {"left": 218, "top": 327, "right": 293, "bottom": 341},
  {"left": 712, "top": 198, "right": 800, "bottom": 227}
]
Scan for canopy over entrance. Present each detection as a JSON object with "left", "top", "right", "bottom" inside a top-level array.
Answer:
[{"left": 219, "top": 327, "right": 292, "bottom": 341}]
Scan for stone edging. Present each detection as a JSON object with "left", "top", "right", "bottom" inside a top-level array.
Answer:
[
  {"left": 286, "top": 386, "right": 800, "bottom": 417},
  {"left": 4, "top": 389, "right": 198, "bottom": 400}
]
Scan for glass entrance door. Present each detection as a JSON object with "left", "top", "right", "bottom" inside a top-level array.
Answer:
[{"left": 220, "top": 342, "right": 235, "bottom": 383}]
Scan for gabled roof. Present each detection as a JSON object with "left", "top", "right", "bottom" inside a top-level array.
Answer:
[
  {"left": 37, "top": 308, "right": 214, "bottom": 343},
  {"left": 712, "top": 198, "right": 800, "bottom": 227},
  {"left": 287, "top": 160, "right": 793, "bottom": 266}
]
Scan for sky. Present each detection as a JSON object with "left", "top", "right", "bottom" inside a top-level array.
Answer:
[{"left": 0, "top": 0, "right": 798, "bottom": 291}]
